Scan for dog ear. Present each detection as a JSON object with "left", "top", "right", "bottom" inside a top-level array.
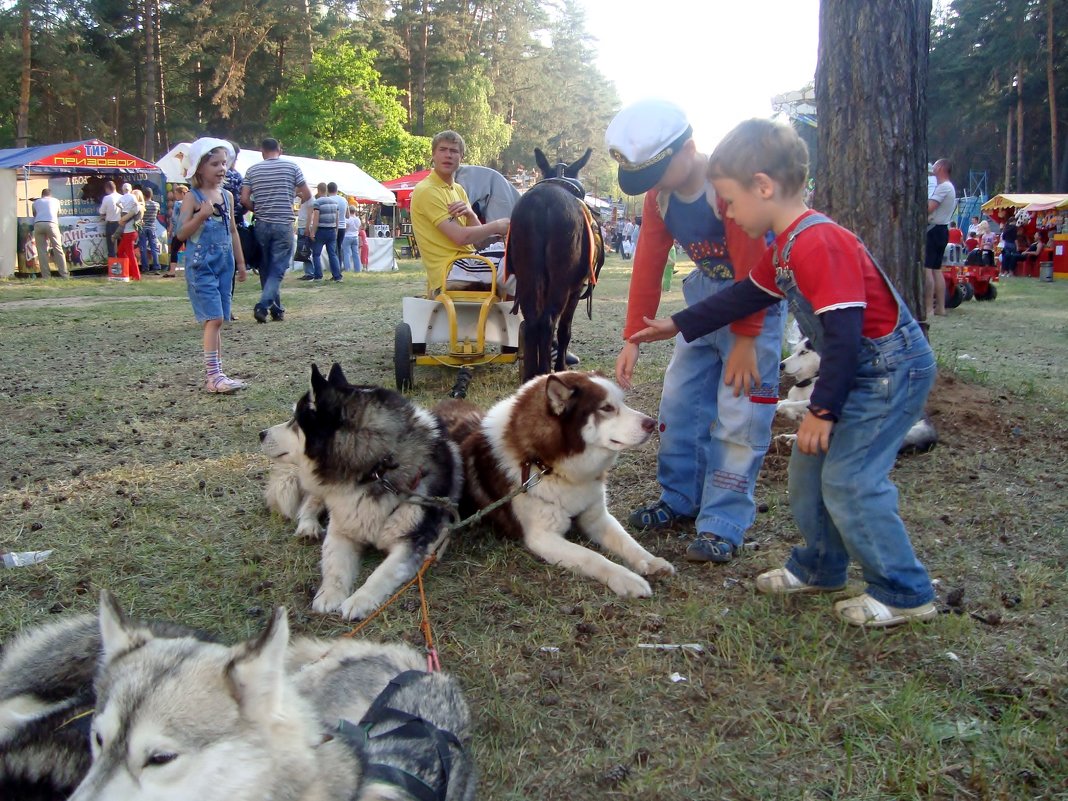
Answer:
[
  {"left": 545, "top": 374, "right": 576, "bottom": 416},
  {"left": 98, "top": 590, "right": 153, "bottom": 665},
  {"left": 226, "top": 607, "right": 289, "bottom": 720},
  {"left": 534, "top": 148, "right": 552, "bottom": 179},
  {"left": 327, "top": 362, "right": 348, "bottom": 387},
  {"left": 310, "top": 363, "right": 328, "bottom": 402},
  {"left": 565, "top": 148, "right": 593, "bottom": 178}
]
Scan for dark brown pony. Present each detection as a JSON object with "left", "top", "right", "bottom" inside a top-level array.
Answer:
[{"left": 506, "top": 148, "right": 604, "bottom": 381}]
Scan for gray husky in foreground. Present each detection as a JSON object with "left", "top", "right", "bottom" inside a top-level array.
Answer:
[
  {"left": 261, "top": 363, "right": 463, "bottom": 620},
  {"left": 33, "top": 592, "right": 474, "bottom": 801}
]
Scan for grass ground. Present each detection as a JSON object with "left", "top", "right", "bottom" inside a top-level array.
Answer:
[{"left": 0, "top": 260, "right": 1065, "bottom": 800}]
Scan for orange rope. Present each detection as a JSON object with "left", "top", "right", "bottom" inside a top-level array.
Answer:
[{"left": 342, "top": 553, "right": 441, "bottom": 671}]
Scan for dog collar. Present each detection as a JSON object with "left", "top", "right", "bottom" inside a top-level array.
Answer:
[
  {"left": 794, "top": 376, "right": 816, "bottom": 388},
  {"left": 520, "top": 457, "right": 552, "bottom": 485}
]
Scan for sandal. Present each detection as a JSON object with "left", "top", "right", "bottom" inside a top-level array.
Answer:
[
  {"left": 628, "top": 499, "right": 693, "bottom": 531},
  {"left": 756, "top": 567, "right": 846, "bottom": 595},
  {"left": 205, "top": 375, "right": 248, "bottom": 394},
  {"left": 685, "top": 533, "right": 736, "bottom": 563},
  {"left": 834, "top": 593, "right": 937, "bottom": 628}
]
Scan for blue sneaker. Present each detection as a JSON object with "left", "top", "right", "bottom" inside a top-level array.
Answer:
[
  {"left": 685, "top": 533, "right": 736, "bottom": 563},
  {"left": 628, "top": 500, "right": 693, "bottom": 531}
]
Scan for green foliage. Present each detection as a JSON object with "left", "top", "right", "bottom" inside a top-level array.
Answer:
[
  {"left": 270, "top": 43, "right": 431, "bottom": 179},
  {"left": 929, "top": 0, "right": 1067, "bottom": 192},
  {"left": 423, "top": 65, "right": 511, "bottom": 166}
]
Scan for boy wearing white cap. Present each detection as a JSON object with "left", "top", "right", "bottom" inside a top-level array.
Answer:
[{"left": 605, "top": 99, "right": 785, "bottom": 563}]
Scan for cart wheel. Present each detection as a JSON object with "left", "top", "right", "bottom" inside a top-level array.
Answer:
[
  {"left": 986, "top": 284, "right": 997, "bottom": 301},
  {"left": 945, "top": 285, "right": 964, "bottom": 309},
  {"left": 961, "top": 282, "right": 975, "bottom": 302},
  {"left": 394, "top": 322, "right": 415, "bottom": 392}
]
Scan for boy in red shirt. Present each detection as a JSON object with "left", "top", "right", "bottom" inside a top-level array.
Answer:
[{"left": 630, "top": 119, "right": 937, "bottom": 628}]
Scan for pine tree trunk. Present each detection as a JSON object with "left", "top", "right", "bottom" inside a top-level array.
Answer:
[
  {"left": 415, "top": 0, "right": 429, "bottom": 136},
  {"left": 1016, "top": 60, "right": 1024, "bottom": 191},
  {"left": 143, "top": 0, "right": 157, "bottom": 159},
  {"left": 1049, "top": 0, "right": 1059, "bottom": 190},
  {"left": 16, "top": 0, "right": 30, "bottom": 148},
  {"left": 814, "top": 0, "right": 931, "bottom": 319},
  {"left": 1005, "top": 106, "right": 1013, "bottom": 191}
]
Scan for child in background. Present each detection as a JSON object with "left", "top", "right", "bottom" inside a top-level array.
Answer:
[
  {"left": 358, "top": 219, "right": 370, "bottom": 270},
  {"left": 163, "top": 185, "right": 189, "bottom": 278},
  {"left": 176, "top": 138, "right": 248, "bottom": 393},
  {"left": 630, "top": 118, "right": 938, "bottom": 628}
]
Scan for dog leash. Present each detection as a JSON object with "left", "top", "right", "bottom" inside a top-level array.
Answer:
[{"left": 344, "top": 466, "right": 550, "bottom": 667}]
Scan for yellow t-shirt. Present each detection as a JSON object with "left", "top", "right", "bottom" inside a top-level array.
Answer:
[{"left": 410, "top": 171, "right": 477, "bottom": 294}]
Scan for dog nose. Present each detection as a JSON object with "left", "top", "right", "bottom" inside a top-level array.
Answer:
[
  {"left": 641, "top": 416, "right": 655, "bottom": 433},
  {"left": 259, "top": 430, "right": 267, "bottom": 442},
  {"left": 779, "top": 360, "right": 786, "bottom": 370}
]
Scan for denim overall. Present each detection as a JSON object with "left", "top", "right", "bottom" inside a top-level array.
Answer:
[
  {"left": 185, "top": 189, "right": 236, "bottom": 323},
  {"left": 657, "top": 193, "right": 785, "bottom": 546},
  {"left": 773, "top": 214, "right": 936, "bottom": 608}
]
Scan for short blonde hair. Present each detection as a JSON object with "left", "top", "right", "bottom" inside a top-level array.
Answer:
[
  {"left": 431, "top": 130, "right": 465, "bottom": 158},
  {"left": 707, "top": 118, "right": 809, "bottom": 196},
  {"left": 190, "top": 147, "right": 229, "bottom": 188}
]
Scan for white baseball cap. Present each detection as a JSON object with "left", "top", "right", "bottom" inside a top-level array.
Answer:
[{"left": 605, "top": 99, "right": 693, "bottom": 195}]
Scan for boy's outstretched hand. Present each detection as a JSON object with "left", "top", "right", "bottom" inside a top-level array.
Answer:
[{"left": 628, "top": 316, "right": 679, "bottom": 344}]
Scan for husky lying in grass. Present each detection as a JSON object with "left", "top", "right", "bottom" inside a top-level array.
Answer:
[
  {"left": 776, "top": 338, "right": 938, "bottom": 453},
  {"left": 261, "top": 364, "right": 463, "bottom": 621}
]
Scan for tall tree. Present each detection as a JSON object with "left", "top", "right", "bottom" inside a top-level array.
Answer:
[
  {"left": 1047, "top": 0, "right": 1058, "bottom": 188},
  {"left": 16, "top": 0, "right": 30, "bottom": 147},
  {"left": 816, "top": 0, "right": 931, "bottom": 318}
]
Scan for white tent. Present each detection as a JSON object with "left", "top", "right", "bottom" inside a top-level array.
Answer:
[{"left": 156, "top": 144, "right": 396, "bottom": 205}]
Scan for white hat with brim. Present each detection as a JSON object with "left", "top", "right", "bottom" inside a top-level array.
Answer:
[
  {"left": 605, "top": 99, "right": 693, "bottom": 195},
  {"left": 180, "top": 138, "right": 236, "bottom": 181}
]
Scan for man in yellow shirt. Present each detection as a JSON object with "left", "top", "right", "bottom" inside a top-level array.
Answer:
[{"left": 410, "top": 130, "right": 509, "bottom": 295}]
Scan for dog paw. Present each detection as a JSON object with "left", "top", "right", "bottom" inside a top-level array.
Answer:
[
  {"left": 311, "top": 590, "right": 344, "bottom": 614},
  {"left": 294, "top": 522, "right": 324, "bottom": 541},
  {"left": 637, "top": 557, "right": 676, "bottom": 578},
  {"left": 339, "top": 593, "right": 379, "bottom": 621},
  {"left": 606, "top": 570, "right": 652, "bottom": 598}
]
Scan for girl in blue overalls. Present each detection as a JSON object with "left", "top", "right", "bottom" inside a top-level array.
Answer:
[
  {"left": 177, "top": 139, "right": 248, "bottom": 393},
  {"left": 631, "top": 118, "right": 938, "bottom": 629}
]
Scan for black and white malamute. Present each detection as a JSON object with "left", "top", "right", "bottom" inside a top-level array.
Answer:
[{"left": 260, "top": 364, "right": 463, "bottom": 620}]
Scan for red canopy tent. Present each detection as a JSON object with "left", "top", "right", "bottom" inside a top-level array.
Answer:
[{"left": 382, "top": 170, "right": 430, "bottom": 209}]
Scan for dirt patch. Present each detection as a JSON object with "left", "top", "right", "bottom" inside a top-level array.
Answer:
[{"left": 0, "top": 295, "right": 181, "bottom": 310}]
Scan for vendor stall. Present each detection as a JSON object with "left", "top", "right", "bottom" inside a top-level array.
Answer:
[
  {"left": 981, "top": 194, "right": 1068, "bottom": 278},
  {"left": 0, "top": 140, "right": 163, "bottom": 276}
]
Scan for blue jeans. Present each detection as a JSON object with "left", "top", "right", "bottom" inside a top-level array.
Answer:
[
  {"left": 255, "top": 222, "right": 294, "bottom": 313},
  {"left": 138, "top": 227, "right": 160, "bottom": 271},
  {"left": 785, "top": 319, "right": 936, "bottom": 608},
  {"left": 657, "top": 271, "right": 786, "bottom": 546},
  {"left": 312, "top": 228, "right": 341, "bottom": 280},
  {"left": 342, "top": 237, "right": 362, "bottom": 272}
]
